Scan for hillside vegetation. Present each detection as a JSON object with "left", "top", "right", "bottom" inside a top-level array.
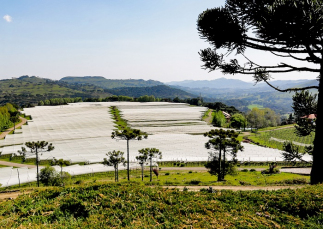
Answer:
[
  {"left": 0, "top": 76, "right": 112, "bottom": 107},
  {"left": 60, "top": 76, "right": 164, "bottom": 89},
  {"left": 1, "top": 182, "right": 322, "bottom": 228},
  {"left": 106, "top": 85, "right": 196, "bottom": 99}
]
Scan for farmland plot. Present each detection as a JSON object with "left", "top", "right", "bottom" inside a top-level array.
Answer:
[{"left": 0, "top": 102, "right": 311, "bottom": 186}]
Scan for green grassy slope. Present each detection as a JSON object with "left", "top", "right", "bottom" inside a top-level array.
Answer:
[{"left": 1, "top": 182, "right": 322, "bottom": 228}]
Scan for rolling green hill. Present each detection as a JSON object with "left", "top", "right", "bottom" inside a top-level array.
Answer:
[
  {"left": 60, "top": 76, "right": 164, "bottom": 89},
  {"left": 0, "top": 76, "right": 112, "bottom": 107}
]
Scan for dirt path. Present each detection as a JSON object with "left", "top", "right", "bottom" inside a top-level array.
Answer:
[
  {"left": 0, "top": 160, "right": 37, "bottom": 168},
  {"left": 0, "top": 190, "right": 33, "bottom": 201},
  {"left": 0, "top": 117, "right": 27, "bottom": 140},
  {"left": 203, "top": 109, "right": 213, "bottom": 125}
]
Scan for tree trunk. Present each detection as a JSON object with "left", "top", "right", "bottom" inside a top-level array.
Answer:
[
  {"left": 310, "top": 64, "right": 323, "bottom": 184},
  {"left": 127, "top": 140, "right": 130, "bottom": 181},
  {"left": 217, "top": 147, "right": 222, "bottom": 181},
  {"left": 116, "top": 164, "right": 118, "bottom": 182},
  {"left": 36, "top": 149, "right": 39, "bottom": 187},
  {"left": 141, "top": 164, "right": 144, "bottom": 181},
  {"left": 222, "top": 149, "right": 226, "bottom": 180},
  {"left": 150, "top": 157, "right": 152, "bottom": 182}
]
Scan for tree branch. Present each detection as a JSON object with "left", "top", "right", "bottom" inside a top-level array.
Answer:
[{"left": 260, "top": 79, "right": 319, "bottom": 92}]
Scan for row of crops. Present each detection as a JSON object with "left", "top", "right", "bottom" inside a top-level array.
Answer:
[{"left": 249, "top": 127, "right": 315, "bottom": 152}]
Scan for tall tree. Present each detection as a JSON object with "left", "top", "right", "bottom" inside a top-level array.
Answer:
[
  {"left": 197, "top": 1, "right": 322, "bottom": 184},
  {"left": 18, "top": 141, "right": 54, "bottom": 187},
  {"left": 111, "top": 128, "right": 148, "bottom": 181},
  {"left": 9, "top": 110, "right": 20, "bottom": 133},
  {"left": 230, "top": 113, "right": 247, "bottom": 130},
  {"left": 204, "top": 129, "right": 243, "bottom": 181},
  {"left": 136, "top": 152, "right": 148, "bottom": 181},
  {"left": 103, "top": 150, "right": 125, "bottom": 182},
  {"left": 51, "top": 158, "right": 71, "bottom": 177},
  {"left": 138, "top": 148, "right": 162, "bottom": 182}
]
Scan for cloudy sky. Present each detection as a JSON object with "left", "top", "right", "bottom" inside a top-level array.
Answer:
[{"left": 0, "top": 0, "right": 318, "bottom": 82}]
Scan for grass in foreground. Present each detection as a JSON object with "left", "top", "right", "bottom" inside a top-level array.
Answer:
[{"left": 1, "top": 182, "right": 323, "bottom": 228}]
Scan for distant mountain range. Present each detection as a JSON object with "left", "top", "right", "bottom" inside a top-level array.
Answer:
[
  {"left": 167, "top": 77, "right": 318, "bottom": 90},
  {"left": 167, "top": 78, "right": 319, "bottom": 114}
]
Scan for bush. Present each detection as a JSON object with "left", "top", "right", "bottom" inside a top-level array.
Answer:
[
  {"left": 241, "top": 169, "right": 249, "bottom": 172},
  {"left": 250, "top": 169, "right": 256, "bottom": 172},
  {"left": 40, "top": 166, "right": 60, "bottom": 186},
  {"left": 165, "top": 172, "right": 170, "bottom": 176},
  {"left": 187, "top": 180, "right": 201, "bottom": 185},
  {"left": 261, "top": 168, "right": 280, "bottom": 174},
  {"left": 40, "top": 166, "right": 71, "bottom": 186}
]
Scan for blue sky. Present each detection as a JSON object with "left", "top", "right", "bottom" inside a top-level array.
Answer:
[{"left": 0, "top": 0, "right": 318, "bottom": 82}]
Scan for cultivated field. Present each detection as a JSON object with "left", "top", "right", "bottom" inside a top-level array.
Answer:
[{"left": 0, "top": 102, "right": 312, "bottom": 187}]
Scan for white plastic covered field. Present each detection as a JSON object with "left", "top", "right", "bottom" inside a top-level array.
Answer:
[{"left": 0, "top": 102, "right": 311, "bottom": 187}]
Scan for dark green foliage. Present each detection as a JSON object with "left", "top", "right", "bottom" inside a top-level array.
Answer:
[
  {"left": 204, "top": 129, "right": 243, "bottom": 181},
  {"left": 59, "top": 197, "right": 89, "bottom": 218},
  {"left": 261, "top": 163, "right": 280, "bottom": 175},
  {"left": 39, "top": 166, "right": 61, "bottom": 186},
  {"left": 1, "top": 183, "right": 323, "bottom": 228},
  {"left": 292, "top": 90, "right": 317, "bottom": 136}
]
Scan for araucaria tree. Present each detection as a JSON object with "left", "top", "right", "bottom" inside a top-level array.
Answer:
[
  {"left": 111, "top": 128, "right": 148, "bottom": 181},
  {"left": 136, "top": 152, "right": 148, "bottom": 181},
  {"left": 204, "top": 129, "right": 243, "bottom": 181},
  {"left": 51, "top": 158, "right": 71, "bottom": 177},
  {"left": 198, "top": 1, "right": 322, "bottom": 184},
  {"left": 138, "top": 148, "right": 162, "bottom": 182},
  {"left": 103, "top": 150, "right": 125, "bottom": 182},
  {"left": 18, "top": 141, "right": 54, "bottom": 187}
]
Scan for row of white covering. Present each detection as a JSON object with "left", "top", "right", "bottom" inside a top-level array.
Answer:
[{"left": 0, "top": 163, "right": 144, "bottom": 187}]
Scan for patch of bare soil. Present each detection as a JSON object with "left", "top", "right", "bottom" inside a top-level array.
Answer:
[{"left": 0, "top": 190, "right": 32, "bottom": 201}]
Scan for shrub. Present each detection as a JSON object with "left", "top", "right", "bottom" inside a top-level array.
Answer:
[
  {"left": 241, "top": 169, "right": 249, "bottom": 172},
  {"left": 165, "top": 172, "right": 170, "bottom": 176},
  {"left": 188, "top": 180, "right": 201, "bottom": 185},
  {"left": 250, "top": 169, "right": 256, "bottom": 172},
  {"left": 59, "top": 197, "right": 89, "bottom": 218},
  {"left": 261, "top": 168, "right": 280, "bottom": 174},
  {"left": 40, "top": 166, "right": 71, "bottom": 186},
  {"left": 188, "top": 171, "right": 193, "bottom": 173},
  {"left": 39, "top": 166, "right": 61, "bottom": 186}
]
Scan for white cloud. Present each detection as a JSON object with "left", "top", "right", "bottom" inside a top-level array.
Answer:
[{"left": 3, "top": 15, "right": 12, "bottom": 22}]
